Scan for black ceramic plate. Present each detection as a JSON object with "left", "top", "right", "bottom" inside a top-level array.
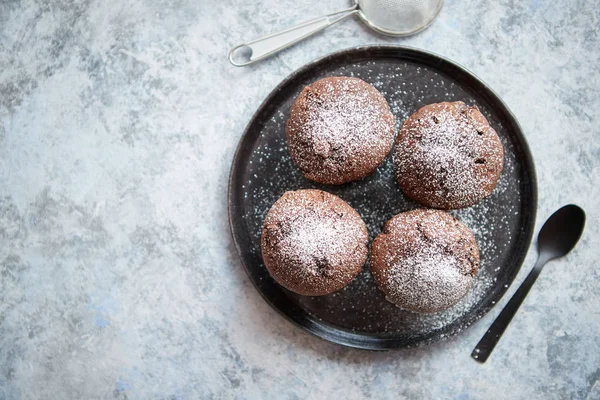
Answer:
[{"left": 228, "top": 46, "right": 537, "bottom": 350}]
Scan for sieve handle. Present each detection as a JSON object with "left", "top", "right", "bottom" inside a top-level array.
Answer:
[{"left": 229, "top": 5, "right": 358, "bottom": 67}]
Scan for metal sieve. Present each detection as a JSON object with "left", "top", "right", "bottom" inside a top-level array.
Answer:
[{"left": 229, "top": 0, "right": 444, "bottom": 66}]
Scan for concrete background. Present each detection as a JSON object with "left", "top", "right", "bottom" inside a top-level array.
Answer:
[{"left": 1, "top": 0, "right": 598, "bottom": 398}]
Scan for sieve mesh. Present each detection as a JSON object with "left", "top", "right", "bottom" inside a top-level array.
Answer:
[{"left": 357, "top": 0, "right": 443, "bottom": 35}]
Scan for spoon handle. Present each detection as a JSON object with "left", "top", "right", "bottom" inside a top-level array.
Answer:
[
  {"left": 228, "top": 6, "right": 358, "bottom": 66},
  {"left": 471, "top": 257, "right": 546, "bottom": 363}
]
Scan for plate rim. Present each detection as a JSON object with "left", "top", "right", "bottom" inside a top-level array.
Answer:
[{"left": 227, "top": 45, "right": 538, "bottom": 350}]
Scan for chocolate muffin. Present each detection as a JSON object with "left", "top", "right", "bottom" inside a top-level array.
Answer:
[
  {"left": 261, "top": 189, "right": 369, "bottom": 296},
  {"left": 370, "top": 209, "right": 479, "bottom": 313},
  {"left": 286, "top": 77, "right": 396, "bottom": 185},
  {"left": 394, "top": 101, "right": 504, "bottom": 209}
]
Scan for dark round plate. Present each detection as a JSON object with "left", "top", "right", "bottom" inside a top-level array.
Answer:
[{"left": 228, "top": 46, "right": 537, "bottom": 350}]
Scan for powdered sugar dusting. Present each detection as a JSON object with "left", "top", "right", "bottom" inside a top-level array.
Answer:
[
  {"left": 371, "top": 209, "right": 479, "bottom": 313},
  {"left": 237, "top": 57, "right": 532, "bottom": 346},
  {"left": 261, "top": 189, "right": 369, "bottom": 296},
  {"left": 394, "top": 101, "right": 504, "bottom": 209},
  {"left": 386, "top": 248, "right": 474, "bottom": 312},
  {"left": 278, "top": 205, "right": 363, "bottom": 272},
  {"left": 286, "top": 77, "right": 395, "bottom": 184}
]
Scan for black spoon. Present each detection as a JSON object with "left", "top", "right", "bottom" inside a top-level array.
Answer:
[{"left": 472, "top": 204, "right": 586, "bottom": 363}]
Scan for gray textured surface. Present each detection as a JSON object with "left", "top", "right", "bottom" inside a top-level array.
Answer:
[{"left": 0, "top": 0, "right": 599, "bottom": 399}]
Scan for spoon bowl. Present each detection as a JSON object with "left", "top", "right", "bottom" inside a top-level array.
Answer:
[{"left": 537, "top": 205, "right": 586, "bottom": 261}]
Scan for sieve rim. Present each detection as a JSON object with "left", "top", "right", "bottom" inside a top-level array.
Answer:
[{"left": 354, "top": 0, "right": 445, "bottom": 36}]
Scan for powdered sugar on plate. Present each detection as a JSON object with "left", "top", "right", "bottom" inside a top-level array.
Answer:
[{"left": 235, "top": 56, "right": 531, "bottom": 346}]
